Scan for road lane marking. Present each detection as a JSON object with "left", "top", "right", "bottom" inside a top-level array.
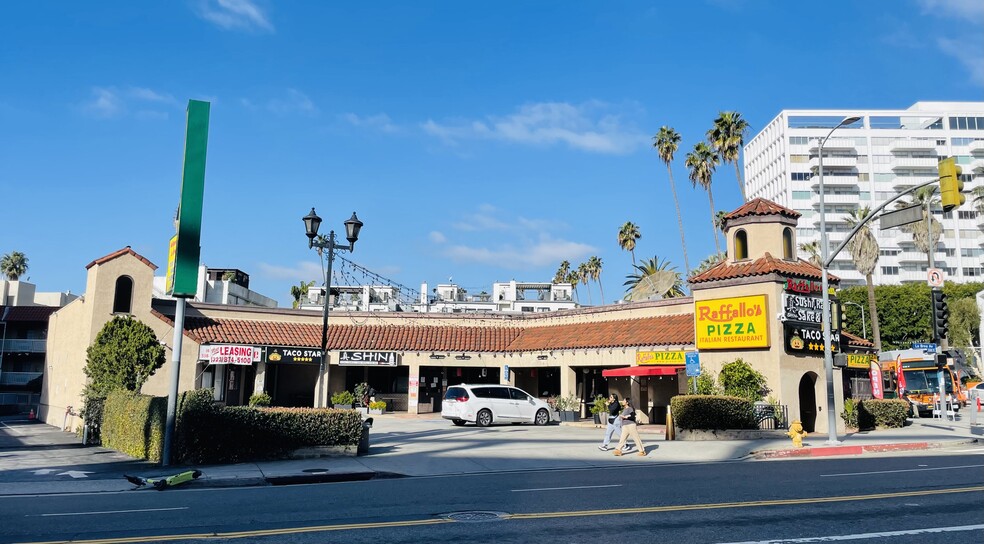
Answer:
[
  {"left": 1, "top": 422, "right": 24, "bottom": 435},
  {"left": 14, "top": 486, "right": 984, "bottom": 544},
  {"left": 512, "top": 484, "right": 622, "bottom": 492},
  {"left": 711, "top": 523, "right": 984, "bottom": 543},
  {"left": 30, "top": 507, "right": 189, "bottom": 517},
  {"left": 820, "top": 464, "right": 984, "bottom": 477}
]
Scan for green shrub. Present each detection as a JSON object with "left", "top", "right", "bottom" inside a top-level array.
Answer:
[
  {"left": 589, "top": 395, "right": 607, "bottom": 415},
  {"left": 719, "top": 358, "right": 769, "bottom": 401},
  {"left": 331, "top": 390, "right": 355, "bottom": 406},
  {"left": 100, "top": 390, "right": 166, "bottom": 462},
  {"left": 368, "top": 400, "right": 387, "bottom": 411},
  {"left": 248, "top": 392, "right": 272, "bottom": 407},
  {"left": 858, "top": 399, "right": 908, "bottom": 429},
  {"left": 554, "top": 394, "right": 580, "bottom": 411},
  {"left": 174, "top": 389, "right": 364, "bottom": 464},
  {"left": 79, "top": 394, "right": 106, "bottom": 445},
  {"left": 354, "top": 382, "right": 369, "bottom": 405},
  {"left": 670, "top": 395, "right": 758, "bottom": 430},
  {"left": 689, "top": 371, "right": 722, "bottom": 395}
]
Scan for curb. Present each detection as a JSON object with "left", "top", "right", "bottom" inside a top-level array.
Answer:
[{"left": 752, "top": 438, "right": 978, "bottom": 459}]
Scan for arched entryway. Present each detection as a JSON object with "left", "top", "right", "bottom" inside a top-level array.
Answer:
[{"left": 798, "top": 372, "right": 818, "bottom": 433}]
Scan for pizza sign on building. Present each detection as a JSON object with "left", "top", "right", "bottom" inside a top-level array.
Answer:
[
  {"left": 694, "top": 295, "right": 769, "bottom": 350},
  {"left": 636, "top": 351, "right": 687, "bottom": 365}
]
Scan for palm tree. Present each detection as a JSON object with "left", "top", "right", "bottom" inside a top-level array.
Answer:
[
  {"left": 897, "top": 186, "right": 942, "bottom": 262},
  {"left": 617, "top": 222, "right": 641, "bottom": 265},
  {"left": 623, "top": 256, "right": 686, "bottom": 300},
  {"left": 685, "top": 142, "right": 722, "bottom": 253},
  {"left": 692, "top": 252, "right": 726, "bottom": 277},
  {"left": 566, "top": 269, "right": 581, "bottom": 303},
  {"left": 714, "top": 210, "right": 728, "bottom": 234},
  {"left": 290, "top": 280, "right": 315, "bottom": 309},
  {"left": 844, "top": 206, "right": 882, "bottom": 350},
  {"left": 707, "top": 111, "right": 750, "bottom": 202},
  {"left": 654, "top": 126, "right": 691, "bottom": 275},
  {"left": 0, "top": 251, "right": 28, "bottom": 280},
  {"left": 973, "top": 186, "right": 984, "bottom": 226},
  {"left": 577, "top": 262, "right": 592, "bottom": 305},
  {"left": 553, "top": 260, "right": 571, "bottom": 284},
  {"left": 587, "top": 255, "right": 604, "bottom": 305},
  {"left": 799, "top": 241, "right": 822, "bottom": 268}
]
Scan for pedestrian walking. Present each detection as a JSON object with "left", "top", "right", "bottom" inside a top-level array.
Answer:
[
  {"left": 613, "top": 397, "right": 646, "bottom": 457},
  {"left": 598, "top": 394, "right": 623, "bottom": 451}
]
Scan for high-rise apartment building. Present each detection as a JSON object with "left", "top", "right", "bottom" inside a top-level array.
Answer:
[{"left": 744, "top": 102, "right": 984, "bottom": 286}]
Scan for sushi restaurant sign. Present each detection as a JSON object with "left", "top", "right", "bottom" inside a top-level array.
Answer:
[{"left": 695, "top": 295, "right": 769, "bottom": 350}]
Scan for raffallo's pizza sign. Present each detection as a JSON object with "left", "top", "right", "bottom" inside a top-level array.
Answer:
[
  {"left": 694, "top": 295, "right": 770, "bottom": 350},
  {"left": 198, "top": 344, "right": 262, "bottom": 365}
]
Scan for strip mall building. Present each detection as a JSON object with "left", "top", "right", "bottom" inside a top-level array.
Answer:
[{"left": 41, "top": 199, "right": 873, "bottom": 434}]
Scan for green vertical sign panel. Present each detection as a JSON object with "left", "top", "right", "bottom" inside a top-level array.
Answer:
[{"left": 169, "top": 100, "right": 210, "bottom": 297}]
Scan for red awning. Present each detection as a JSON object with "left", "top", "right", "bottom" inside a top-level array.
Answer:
[{"left": 602, "top": 366, "right": 683, "bottom": 377}]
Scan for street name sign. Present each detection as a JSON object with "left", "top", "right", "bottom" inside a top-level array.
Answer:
[
  {"left": 913, "top": 342, "right": 937, "bottom": 353},
  {"left": 879, "top": 203, "right": 923, "bottom": 230}
]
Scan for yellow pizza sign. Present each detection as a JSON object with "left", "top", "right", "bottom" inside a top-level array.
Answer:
[
  {"left": 636, "top": 351, "right": 687, "bottom": 365},
  {"left": 846, "top": 353, "right": 877, "bottom": 369},
  {"left": 695, "top": 294, "right": 770, "bottom": 350}
]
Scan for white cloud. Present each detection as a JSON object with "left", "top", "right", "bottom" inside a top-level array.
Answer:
[
  {"left": 429, "top": 231, "right": 447, "bottom": 243},
  {"left": 194, "top": 0, "right": 274, "bottom": 33},
  {"left": 128, "top": 87, "right": 175, "bottom": 104},
  {"left": 82, "top": 87, "right": 124, "bottom": 118},
  {"left": 268, "top": 89, "right": 317, "bottom": 115},
  {"left": 342, "top": 113, "right": 400, "bottom": 133},
  {"left": 445, "top": 236, "right": 595, "bottom": 269},
  {"left": 256, "top": 261, "right": 324, "bottom": 282},
  {"left": 917, "top": 0, "right": 984, "bottom": 87},
  {"left": 450, "top": 205, "right": 569, "bottom": 233},
  {"left": 421, "top": 101, "right": 645, "bottom": 154}
]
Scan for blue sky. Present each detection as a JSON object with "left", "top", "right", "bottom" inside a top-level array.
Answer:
[{"left": 2, "top": 1, "right": 982, "bottom": 308}]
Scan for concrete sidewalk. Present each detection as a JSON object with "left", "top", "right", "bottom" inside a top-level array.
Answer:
[{"left": 0, "top": 411, "right": 980, "bottom": 496}]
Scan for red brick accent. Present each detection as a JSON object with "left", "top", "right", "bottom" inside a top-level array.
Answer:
[
  {"left": 689, "top": 252, "right": 838, "bottom": 284},
  {"left": 85, "top": 246, "right": 157, "bottom": 271},
  {"left": 724, "top": 198, "right": 801, "bottom": 221}
]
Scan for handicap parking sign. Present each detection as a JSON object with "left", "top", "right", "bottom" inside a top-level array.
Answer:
[{"left": 685, "top": 352, "right": 701, "bottom": 377}]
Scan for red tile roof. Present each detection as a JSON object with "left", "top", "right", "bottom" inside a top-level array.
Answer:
[
  {"left": 724, "top": 198, "right": 801, "bottom": 221},
  {"left": 86, "top": 246, "right": 157, "bottom": 271},
  {"left": 689, "top": 253, "right": 839, "bottom": 284},
  {"left": 841, "top": 330, "right": 875, "bottom": 349},
  {"left": 161, "top": 313, "right": 696, "bottom": 352},
  {"left": 0, "top": 305, "right": 58, "bottom": 322}
]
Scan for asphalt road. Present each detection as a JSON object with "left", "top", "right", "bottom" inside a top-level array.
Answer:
[{"left": 1, "top": 449, "right": 982, "bottom": 544}]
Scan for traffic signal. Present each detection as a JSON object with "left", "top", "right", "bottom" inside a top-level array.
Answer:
[
  {"left": 931, "top": 289, "right": 949, "bottom": 341},
  {"left": 935, "top": 353, "right": 947, "bottom": 370},
  {"left": 938, "top": 157, "right": 965, "bottom": 212}
]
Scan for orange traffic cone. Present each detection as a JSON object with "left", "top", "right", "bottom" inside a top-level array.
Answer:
[{"left": 28, "top": 409, "right": 35, "bottom": 420}]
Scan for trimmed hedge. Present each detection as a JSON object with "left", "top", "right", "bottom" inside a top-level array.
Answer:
[
  {"left": 856, "top": 399, "right": 908, "bottom": 430},
  {"left": 671, "top": 395, "right": 758, "bottom": 430},
  {"left": 174, "top": 389, "right": 365, "bottom": 464},
  {"left": 101, "top": 390, "right": 166, "bottom": 462}
]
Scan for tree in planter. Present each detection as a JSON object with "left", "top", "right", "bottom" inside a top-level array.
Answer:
[
  {"left": 354, "top": 382, "right": 370, "bottom": 407},
  {"left": 331, "top": 390, "right": 355, "bottom": 408},
  {"left": 82, "top": 316, "right": 166, "bottom": 442}
]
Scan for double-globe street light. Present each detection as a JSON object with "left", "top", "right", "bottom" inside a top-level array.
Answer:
[
  {"left": 303, "top": 208, "right": 364, "bottom": 408},
  {"left": 819, "top": 115, "right": 861, "bottom": 444}
]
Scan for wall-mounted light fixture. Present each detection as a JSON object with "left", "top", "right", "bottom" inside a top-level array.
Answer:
[
  {"left": 537, "top": 354, "right": 548, "bottom": 360},
  {"left": 429, "top": 353, "right": 446, "bottom": 360},
  {"left": 455, "top": 354, "right": 472, "bottom": 360}
]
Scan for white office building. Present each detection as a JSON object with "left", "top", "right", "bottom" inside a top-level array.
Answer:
[{"left": 744, "top": 102, "right": 984, "bottom": 286}]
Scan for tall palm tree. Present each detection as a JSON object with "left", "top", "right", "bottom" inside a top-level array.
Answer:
[
  {"left": 692, "top": 252, "right": 726, "bottom": 277},
  {"left": 897, "top": 186, "right": 942, "bottom": 262},
  {"left": 617, "top": 222, "right": 641, "bottom": 265},
  {"left": 844, "top": 206, "right": 882, "bottom": 350},
  {"left": 686, "top": 142, "right": 722, "bottom": 253},
  {"left": 973, "top": 186, "right": 984, "bottom": 228},
  {"left": 623, "top": 256, "right": 686, "bottom": 300},
  {"left": 714, "top": 210, "right": 728, "bottom": 234},
  {"left": 0, "top": 251, "right": 28, "bottom": 280},
  {"left": 654, "top": 126, "right": 691, "bottom": 275},
  {"left": 799, "top": 241, "right": 822, "bottom": 268},
  {"left": 566, "top": 269, "right": 581, "bottom": 303},
  {"left": 290, "top": 280, "right": 315, "bottom": 309},
  {"left": 577, "top": 262, "right": 592, "bottom": 305},
  {"left": 707, "top": 111, "right": 750, "bottom": 202},
  {"left": 587, "top": 255, "right": 604, "bottom": 304},
  {"left": 553, "top": 260, "right": 571, "bottom": 284}
]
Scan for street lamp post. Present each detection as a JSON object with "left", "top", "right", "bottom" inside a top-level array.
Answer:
[
  {"left": 303, "top": 208, "right": 364, "bottom": 408},
  {"left": 819, "top": 115, "right": 861, "bottom": 444},
  {"left": 843, "top": 300, "right": 867, "bottom": 340}
]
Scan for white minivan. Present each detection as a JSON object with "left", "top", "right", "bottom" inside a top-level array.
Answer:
[{"left": 442, "top": 384, "right": 557, "bottom": 427}]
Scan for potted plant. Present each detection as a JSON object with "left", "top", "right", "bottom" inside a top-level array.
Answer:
[
  {"left": 555, "top": 394, "right": 580, "bottom": 422},
  {"left": 331, "top": 390, "right": 355, "bottom": 409},
  {"left": 368, "top": 400, "right": 387, "bottom": 415},
  {"left": 354, "top": 382, "right": 369, "bottom": 406},
  {"left": 589, "top": 395, "right": 607, "bottom": 424}
]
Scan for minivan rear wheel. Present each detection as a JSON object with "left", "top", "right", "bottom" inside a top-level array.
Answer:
[
  {"left": 534, "top": 408, "right": 549, "bottom": 426},
  {"left": 476, "top": 409, "right": 493, "bottom": 427}
]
